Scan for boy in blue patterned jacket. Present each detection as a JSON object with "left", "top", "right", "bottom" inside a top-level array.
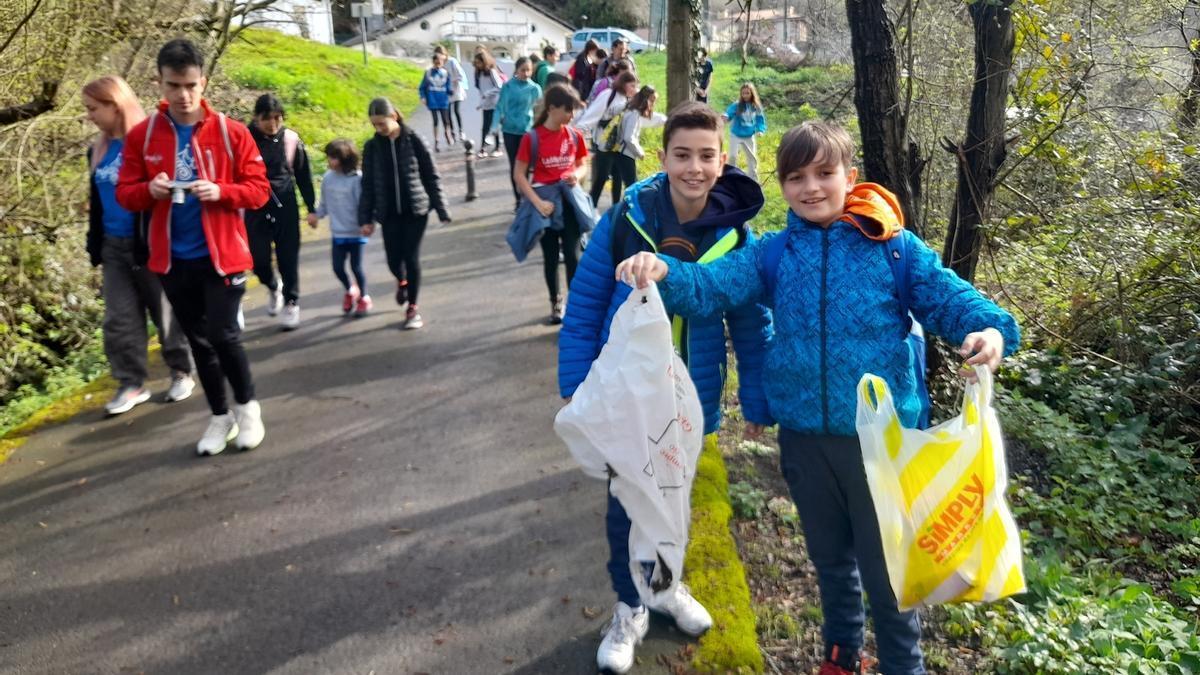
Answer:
[
  {"left": 615, "top": 121, "right": 1020, "bottom": 675},
  {"left": 558, "top": 103, "right": 773, "bottom": 674}
]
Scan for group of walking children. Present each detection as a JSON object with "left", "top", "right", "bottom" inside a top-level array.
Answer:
[
  {"left": 419, "top": 49, "right": 464, "bottom": 152},
  {"left": 581, "top": 107, "right": 1020, "bottom": 674}
]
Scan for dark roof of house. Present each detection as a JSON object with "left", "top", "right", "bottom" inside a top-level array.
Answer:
[{"left": 342, "top": 0, "right": 575, "bottom": 46}]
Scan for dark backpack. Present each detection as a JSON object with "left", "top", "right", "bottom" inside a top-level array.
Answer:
[{"left": 761, "top": 224, "right": 932, "bottom": 428}]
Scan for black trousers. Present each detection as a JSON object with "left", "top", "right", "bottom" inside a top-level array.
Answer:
[
  {"left": 589, "top": 150, "right": 623, "bottom": 208},
  {"left": 381, "top": 214, "right": 429, "bottom": 306},
  {"left": 612, "top": 154, "right": 638, "bottom": 202},
  {"left": 246, "top": 196, "right": 301, "bottom": 304},
  {"left": 450, "top": 100, "right": 463, "bottom": 135},
  {"left": 541, "top": 201, "right": 582, "bottom": 301},
  {"left": 481, "top": 109, "right": 501, "bottom": 150},
  {"left": 503, "top": 132, "right": 524, "bottom": 205},
  {"left": 160, "top": 257, "right": 255, "bottom": 415}
]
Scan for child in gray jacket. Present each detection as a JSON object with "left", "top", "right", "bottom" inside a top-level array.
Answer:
[{"left": 307, "top": 139, "right": 370, "bottom": 316}]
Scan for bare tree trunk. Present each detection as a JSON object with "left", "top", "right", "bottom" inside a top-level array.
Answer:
[
  {"left": 667, "top": 0, "right": 701, "bottom": 110},
  {"left": 844, "top": 0, "right": 922, "bottom": 230},
  {"left": 942, "top": 0, "right": 1015, "bottom": 283}
]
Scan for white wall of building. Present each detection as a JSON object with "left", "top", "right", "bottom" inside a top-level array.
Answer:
[{"left": 368, "top": 1, "right": 572, "bottom": 61}]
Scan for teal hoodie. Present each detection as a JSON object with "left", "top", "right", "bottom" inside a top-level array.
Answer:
[{"left": 497, "top": 78, "right": 542, "bottom": 135}]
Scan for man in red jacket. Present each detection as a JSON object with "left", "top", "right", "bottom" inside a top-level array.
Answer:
[{"left": 117, "top": 38, "right": 271, "bottom": 457}]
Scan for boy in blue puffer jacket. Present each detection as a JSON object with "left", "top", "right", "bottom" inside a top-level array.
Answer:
[
  {"left": 615, "top": 121, "right": 1020, "bottom": 675},
  {"left": 558, "top": 102, "right": 773, "bottom": 675}
]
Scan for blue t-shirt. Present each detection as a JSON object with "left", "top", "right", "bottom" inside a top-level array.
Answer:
[
  {"left": 170, "top": 118, "right": 209, "bottom": 260},
  {"left": 94, "top": 140, "right": 135, "bottom": 238}
]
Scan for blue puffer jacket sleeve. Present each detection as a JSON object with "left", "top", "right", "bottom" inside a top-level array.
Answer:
[
  {"left": 558, "top": 211, "right": 619, "bottom": 397},
  {"left": 726, "top": 299, "right": 773, "bottom": 426},
  {"left": 903, "top": 230, "right": 1021, "bottom": 355},
  {"left": 658, "top": 233, "right": 770, "bottom": 318}
]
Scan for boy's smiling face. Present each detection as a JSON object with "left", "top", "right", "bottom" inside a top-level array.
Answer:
[
  {"left": 782, "top": 151, "right": 857, "bottom": 225},
  {"left": 659, "top": 127, "right": 726, "bottom": 205}
]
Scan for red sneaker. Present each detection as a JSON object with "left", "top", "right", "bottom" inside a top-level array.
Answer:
[
  {"left": 342, "top": 286, "right": 360, "bottom": 314},
  {"left": 818, "top": 645, "right": 868, "bottom": 675},
  {"left": 354, "top": 295, "right": 373, "bottom": 317}
]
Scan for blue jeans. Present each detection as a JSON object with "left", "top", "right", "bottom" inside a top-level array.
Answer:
[
  {"left": 331, "top": 240, "right": 366, "bottom": 294},
  {"left": 777, "top": 429, "right": 925, "bottom": 675},
  {"left": 605, "top": 485, "right": 656, "bottom": 608}
]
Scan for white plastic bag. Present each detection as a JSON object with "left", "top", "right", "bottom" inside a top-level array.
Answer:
[
  {"left": 855, "top": 365, "right": 1026, "bottom": 611},
  {"left": 554, "top": 282, "right": 704, "bottom": 605}
]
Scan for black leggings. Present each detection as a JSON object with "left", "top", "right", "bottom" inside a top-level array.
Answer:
[
  {"left": 503, "top": 132, "right": 525, "bottom": 204},
  {"left": 612, "top": 154, "right": 638, "bottom": 203},
  {"left": 541, "top": 202, "right": 582, "bottom": 301},
  {"left": 430, "top": 108, "right": 451, "bottom": 139},
  {"left": 382, "top": 215, "right": 429, "bottom": 306},
  {"left": 160, "top": 257, "right": 255, "bottom": 415},
  {"left": 589, "top": 150, "right": 623, "bottom": 208},
  {"left": 246, "top": 196, "right": 301, "bottom": 303},
  {"left": 481, "top": 109, "right": 501, "bottom": 150},
  {"left": 450, "top": 101, "right": 463, "bottom": 136}
]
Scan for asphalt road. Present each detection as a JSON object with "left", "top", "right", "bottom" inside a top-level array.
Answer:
[{"left": 0, "top": 105, "right": 689, "bottom": 674}]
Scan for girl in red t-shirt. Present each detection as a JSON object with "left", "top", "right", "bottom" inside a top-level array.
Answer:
[{"left": 513, "top": 84, "right": 590, "bottom": 324}]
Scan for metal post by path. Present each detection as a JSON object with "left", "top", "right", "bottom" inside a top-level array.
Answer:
[
  {"left": 463, "top": 139, "right": 478, "bottom": 201},
  {"left": 360, "top": 14, "right": 368, "bottom": 65}
]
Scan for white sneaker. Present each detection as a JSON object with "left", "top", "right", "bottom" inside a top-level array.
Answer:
[
  {"left": 105, "top": 385, "right": 151, "bottom": 415},
  {"left": 197, "top": 413, "right": 238, "bottom": 456},
  {"left": 165, "top": 372, "right": 195, "bottom": 402},
  {"left": 596, "top": 602, "right": 649, "bottom": 674},
  {"left": 646, "top": 583, "right": 712, "bottom": 636},
  {"left": 281, "top": 303, "right": 299, "bottom": 330},
  {"left": 266, "top": 285, "right": 283, "bottom": 316},
  {"left": 233, "top": 400, "right": 265, "bottom": 450}
]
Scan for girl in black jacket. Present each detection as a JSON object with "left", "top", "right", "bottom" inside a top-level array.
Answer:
[{"left": 358, "top": 97, "right": 451, "bottom": 330}]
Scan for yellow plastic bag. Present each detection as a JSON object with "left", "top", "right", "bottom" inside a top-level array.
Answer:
[{"left": 855, "top": 365, "right": 1025, "bottom": 611}]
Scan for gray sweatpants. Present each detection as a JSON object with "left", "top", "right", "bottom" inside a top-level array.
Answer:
[{"left": 101, "top": 236, "right": 192, "bottom": 388}]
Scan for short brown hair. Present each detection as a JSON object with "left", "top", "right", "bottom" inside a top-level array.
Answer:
[
  {"left": 662, "top": 102, "right": 724, "bottom": 151},
  {"left": 324, "top": 138, "right": 359, "bottom": 173},
  {"left": 775, "top": 121, "right": 854, "bottom": 181}
]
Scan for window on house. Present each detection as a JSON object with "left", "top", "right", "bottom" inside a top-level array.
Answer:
[{"left": 454, "top": 9, "right": 477, "bottom": 22}]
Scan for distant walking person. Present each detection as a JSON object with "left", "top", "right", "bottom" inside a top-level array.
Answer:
[
  {"left": 723, "top": 82, "right": 767, "bottom": 181},
  {"left": 434, "top": 45, "right": 469, "bottom": 142},
  {"left": 420, "top": 52, "right": 455, "bottom": 151},
  {"left": 473, "top": 49, "right": 505, "bottom": 158},
  {"left": 246, "top": 93, "right": 317, "bottom": 330},
  {"left": 359, "top": 97, "right": 451, "bottom": 330},
  {"left": 576, "top": 71, "right": 639, "bottom": 209},
  {"left": 534, "top": 45, "right": 559, "bottom": 88},
  {"left": 497, "top": 57, "right": 543, "bottom": 209},
  {"left": 117, "top": 39, "right": 271, "bottom": 456},
  {"left": 570, "top": 39, "right": 601, "bottom": 101},
  {"left": 307, "top": 139, "right": 371, "bottom": 317},
  {"left": 696, "top": 48, "right": 714, "bottom": 103},
  {"left": 610, "top": 85, "right": 667, "bottom": 202},
  {"left": 83, "top": 75, "right": 195, "bottom": 416}
]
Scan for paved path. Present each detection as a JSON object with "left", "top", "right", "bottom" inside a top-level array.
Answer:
[{"left": 0, "top": 110, "right": 685, "bottom": 674}]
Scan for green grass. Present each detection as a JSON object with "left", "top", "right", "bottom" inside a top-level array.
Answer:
[
  {"left": 687, "top": 434, "right": 765, "bottom": 673},
  {"left": 222, "top": 28, "right": 426, "bottom": 165}
]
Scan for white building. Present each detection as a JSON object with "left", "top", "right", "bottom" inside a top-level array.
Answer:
[
  {"left": 343, "top": 0, "right": 575, "bottom": 62},
  {"left": 242, "top": 0, "right": 336, "bottom": 45}
]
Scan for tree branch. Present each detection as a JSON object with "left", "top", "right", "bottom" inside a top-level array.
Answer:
[
  {"left": 0, "top": 81, "right": 59, "bottom": 127},
  {"left": 0, "top": 0, "right": 47, "bottom": 58}
]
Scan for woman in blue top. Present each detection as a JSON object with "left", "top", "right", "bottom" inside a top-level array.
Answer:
[
  {"left": 82, "top": 75, "right": 193, "bottom": 416},
  {"left": 419, "top": 52, "right": 455, "bottom": 152},
  {"left": 723, "top": 82, "right": 767, "bottom": 181},
  {"left": 615, "top": 121, "right": 1020, "bottom": 675},
  {"left": 497, "top": 57, "right": 543, "bottom": 209}
]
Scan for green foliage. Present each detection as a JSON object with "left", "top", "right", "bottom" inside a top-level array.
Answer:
[
  {"left": 944, "top": 557, "right": 1200, "bottom": 673},
  {"left": 687, "top": 436, "right": 765, "bottom": 672},
  {"left": 728, "top": 480, "right": 769, "bottom": 519},
  {"left": 221, "top": 29, "right": 425, "bottom": 171}
]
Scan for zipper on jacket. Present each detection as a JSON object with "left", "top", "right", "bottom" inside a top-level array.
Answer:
[
  {"left": 820, "top": 228, "right": 829, "bottom": 434},
  {"left": 391, "top": 138, "right": 405, "bottom": 216},
  {"left": 163, "top": 114, "right": 175, "bottom": 274},
  {"left": 192, "top": 130, "right": 225, "bottom": 276}
]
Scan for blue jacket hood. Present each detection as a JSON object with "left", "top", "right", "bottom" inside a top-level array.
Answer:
[{"left": 623, "top": 166, "right": 764, "bottom": 237}]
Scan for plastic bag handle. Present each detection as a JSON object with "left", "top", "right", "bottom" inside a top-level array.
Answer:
[
  {"left": 858, "top": 374, "right": 900, "bottom": 423},
  {"left": 959, "top": 364, "right": 994, "bottom": 425}
]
